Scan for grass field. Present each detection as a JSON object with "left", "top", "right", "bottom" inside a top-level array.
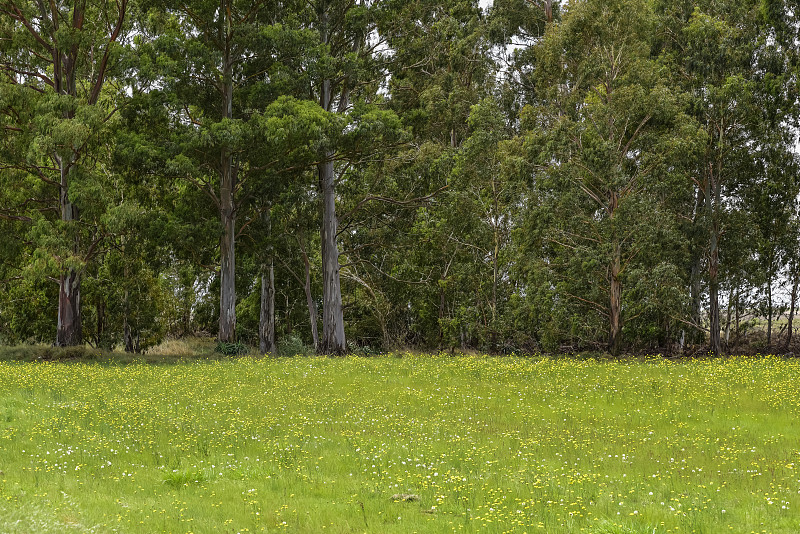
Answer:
[{"left": 0, "top": 354, "right": 799, "bottom": 533}]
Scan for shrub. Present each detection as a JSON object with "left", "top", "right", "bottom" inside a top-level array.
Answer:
[
  {"left": 276, "top": 335, "right": 313, "bottom": 356},
  {"left": 214, "top": 341, "right": 248, "bottom": 356}
]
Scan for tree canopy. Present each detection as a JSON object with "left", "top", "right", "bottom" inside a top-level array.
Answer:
[{"left": 2, "top": 0, "right": 799, "bottom": 355}]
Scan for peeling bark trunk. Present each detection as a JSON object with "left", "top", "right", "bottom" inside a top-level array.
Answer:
[
  {"left": 316, "top": 9, "right": 347, "bottom": 355},
  {"left": 707, "top": 132, "right": 725, "bottom": 356},
  {"left": 709, "top": 278, "right": 720, "bottom": 354},
  {"left": 123, "top": 321, "right": 133, "bottom": 353},
  {"left": 218, "top": 24, "right": 237, "bottom": 343},
  {"left": 708, "top": 226, "right": 721, "bottom": 355},
  {"left": 490, "top": 184, "right": 500, "bottom": 350},
  {"left": 123, "top": 323, "right": 139, "bottom": 353},
  {"left": 318, "top": 157, "right": 346, "bottom": 354},
  {"left": 259, "top": 208, "right": 275, "bottom": 354},
  {"left": 284, "top": 292, "right": 293, "bottom": 335},
  {"left": 56, "top": 268, "right": 82, "bottom": 346},
  {"left": 56, "top": 155, "right": 82, "bottom": 346},
  {"left": 492, "top": 233, "right": 499, "bottom": 322},
  {"left": 689, "top": 255, "right": 702, "bottom": 337},
  {"left": 55, "top": 38, "right": 81, "bottom": 346},
  {"left": 608, "top": 190, "right": 622, "bottom": 357},
  {"left": 259, "top": 262, "right": 275, "bottom": 353},
  {"left": 219, "top": 165, "right": 236, "bottom": 343}
]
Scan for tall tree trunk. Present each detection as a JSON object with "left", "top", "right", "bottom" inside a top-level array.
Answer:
[
  {"left": 259, "top": 261, "right": 275, "bottom": 353},
  {"left": 724, "top": 285, "right": 733, "bottom": 349},
  {"left": 689, "top": 186, "right": 705, "bottom": 344},
  {"left": 608, "top": 191, "right": 622, "bottom": 357},
  {"left": 709, "top": 289, "right": 721, "bottom": 353},
  {"left": 56, "top": 157, "right": 82, "bottom": 346},
  {"left": 609, "top": 243, "right": 622, "bottom": 356},
  {"left": 260, "top": 208, "right": 275, "bottom": 353},
  {"left": 55, "top": 39, "right": 82, "bottom": 346},
  {"left": 689, "top": 254, "right": 703, "bottom": 339},
  {"left": 218, "top": 28, "right": 236, "bottom": 343},
  {"left": 438, "top": 284, "right": 446, "bottom": 349},
  {"left": 490, "top": 209, "right": 500, "bottom": 350},
  {"left": 437, "top": 257, "right": 453, "bottom": 349},
  {"left": 788, "top": 269, "right": 798, "bottom": 349},
  {"left": 123, "top": 322, "right": 133, "bottom": 353},
  {"left": 57, "top": 269, "right": 82, "bottom": 346},
  {"left": 316, "top": 7, "right": 348, "bottom": 355},
  {"left": 707, "top": 129, "right": 727, "bottom": 356},
  {"left": 302, "top": 248, "right": 320, "bottom": 350},
  {"left": 284, "top": 292, "right": 293, "bottom": 335},
  {"left": 708, "top": 232, "right": 721, "bottom": 355},
  {"left": 219, "top": 159, "right": 236, "bottom": 343},
  {"left": 766, "top": 274, "right": 773, "bottom": 348},
  {"left": 318, "top": 156, "right": 346, "bottom": 354},
  {"left": 706, "top": 167, "right": 722, "bottom": 355}
]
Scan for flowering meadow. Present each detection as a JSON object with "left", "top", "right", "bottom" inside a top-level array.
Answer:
[{"left": 0, "top": 354, "right": 799, "bottom": 533}]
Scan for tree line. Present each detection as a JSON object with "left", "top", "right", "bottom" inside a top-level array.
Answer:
[{"left": 1, "top": 0, "right": 799, "bottom": 355}]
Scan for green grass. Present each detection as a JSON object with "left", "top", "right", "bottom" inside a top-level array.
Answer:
[{"left": 0, "top": 354, "right": 798, "bottom": 533}]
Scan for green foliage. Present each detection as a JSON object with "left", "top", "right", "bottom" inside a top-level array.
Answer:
[
  {"left": 518, "top": 0, "right": 702, "bottom": 353},
  {"left": 2, "top": 0, "right": 800, "bottom": 354},
  {"left": 276, "top": 334, "right": 315, "bottom": 357},
  {"left": 0, "top": 278, "right": 57, "bottom": 344}
]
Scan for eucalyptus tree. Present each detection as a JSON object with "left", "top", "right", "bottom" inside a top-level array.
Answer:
[
  {"left": 129, "top": 0, "right": 320, "bottom": 343},
  {"left": 370, "top": 0, "right": 496, "bottom": 348},
  {"left": 530, "top": 0, "right": 702, "bottom": 355},
  {"left": 486, "top": 0, "right": 559, "bottom": 113},
  {"left": 0, "top": 0, "right": 131, "bottom": 345},
  {"left": 271, "top": 186, "right": 322, "bottom": 350},
  {"left": 747, "top": 149, "right": 799, "bottom": 348},
  {"left": 654, "top": 0, "right": 798, "bottom": 354},
  {"left": 282, "top": 0, "right": 410, "bottom": 354},
  {"left": 785, "top": 216, "right": 800, "bottom": 348},
  {"left": 746, "top": 10, "right": 800, "bottom": 349},
  {"left": 449, "top": 98, "right": 526, "bottom": 348},
  {"left": 236, "top": 98, "right": 343, "bottom": 353}
]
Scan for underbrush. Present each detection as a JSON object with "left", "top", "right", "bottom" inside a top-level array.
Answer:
[{"left": 0, "top": 344, "right": 105, "bottom": 362}]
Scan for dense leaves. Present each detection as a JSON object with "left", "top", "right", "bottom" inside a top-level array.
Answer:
[{"left": 1, "top": 0, "right": 798, "bottom": 354}]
